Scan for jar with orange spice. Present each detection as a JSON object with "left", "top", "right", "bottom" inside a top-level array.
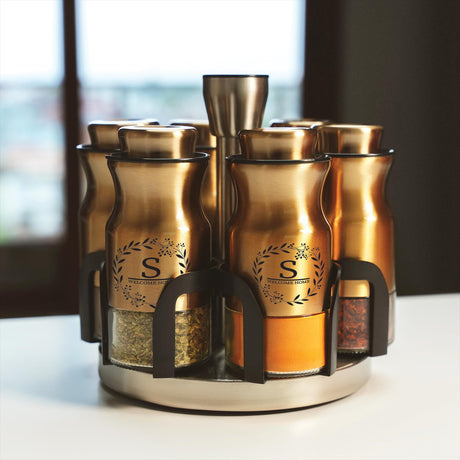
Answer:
[{"left": 226, "top": 128, "right": 332, "bottom": 377}]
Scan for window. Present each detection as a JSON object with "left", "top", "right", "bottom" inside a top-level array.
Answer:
[
  {"left": 0, "top": 0, "right": 64, "bottom": 243},
  {"left": 0, "top": 0, "right": 69, "bottom": 316},
  {"left": 77, "top": 0, "right": 305, "bottom": 139},
  {"left": 1, "top": 0, "right": 305, "bottom": 317}
]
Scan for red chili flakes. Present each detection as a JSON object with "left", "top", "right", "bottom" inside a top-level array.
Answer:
[{"left": 337, "top": 298, "right": 370, "bottom": 351}]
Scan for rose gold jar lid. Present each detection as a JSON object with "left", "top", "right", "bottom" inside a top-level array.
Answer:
[
  {"left": 118, "top": 125, "right": 198, "bottom": 159},
  {"left": 169, "top": 120, "right": 216, "bottom": 148},
  {"left": 88, "top": 119, "right": 159, "bottom": 150},
  {"left": 317, "top": 124, "right": 383, "bottom": 154},
  {"left": 239, "top": 127, "right": 317, "bottom": 160},
  {"left": 270, "top": 118, "right": 330, "bottom": 128}
]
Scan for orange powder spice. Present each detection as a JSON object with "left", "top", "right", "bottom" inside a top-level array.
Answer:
[{"left": 227, "top": 310, "right": 326, "bottom": 374}]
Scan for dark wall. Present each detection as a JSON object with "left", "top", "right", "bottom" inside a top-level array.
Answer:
[{"left": 305, "top": 0, "right": 460, "bottom": 295}]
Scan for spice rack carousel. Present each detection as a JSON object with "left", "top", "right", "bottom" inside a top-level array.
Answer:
[{"left": 80, "top": 252, "right": 389, "bottom": 412}]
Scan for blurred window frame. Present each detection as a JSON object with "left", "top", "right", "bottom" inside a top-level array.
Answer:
[
  {"left": 0, "top": 0, "right": 79, "bottom": 318},
  {"left": 1, "top": 0, "right": 321, "bottom": 318}
]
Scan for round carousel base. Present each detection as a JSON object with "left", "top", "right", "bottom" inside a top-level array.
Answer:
[{"left": 99, "top": 348, "right": 371, "bottom": 412}]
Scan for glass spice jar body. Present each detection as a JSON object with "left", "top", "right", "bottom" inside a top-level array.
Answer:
[
  {"left": 77, "top": 119, "right": 158, "bottom": 339},
  {"left": 226, "top": 128, "right": 332, "bottom": 377},
  {"left": 319, "top": 124, "right": 396, "bottom": 353},
  {"left": 106, "top": 126, "right": 211, "bottom": 370}
]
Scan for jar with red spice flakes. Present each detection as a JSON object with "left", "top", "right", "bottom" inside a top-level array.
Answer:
[{"left": 318, "top": 124, "right": 395, "bottom": 353}]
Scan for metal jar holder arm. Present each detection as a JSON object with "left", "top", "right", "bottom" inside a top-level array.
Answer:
[
  {"left": 339, "top": 258, "right": 389, "bottom": 356},
  {"left": 78, "top": 250, "right": 105, "bottom": 343},
  {"left": 99, "top": 261, "right": 111, "bottom": 365},
  {"left": 80, "top": 256, "right": 387, "bottom": 383},
  {"left": 81, "top": 258, "right": 346, "bottom": 383},
  {"left": 322, "top": 261, "right": 341, "bottom": 376},
  {"left": 152, "top": 262, "right": 342, "bottom": 383},
  {"left": 153, "top": 268, "right": 265, "bottom": 383}
]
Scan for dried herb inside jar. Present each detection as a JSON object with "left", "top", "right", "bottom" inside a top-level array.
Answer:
[{"left": 110, "top": 306, "right": 210, "bottom": 368}]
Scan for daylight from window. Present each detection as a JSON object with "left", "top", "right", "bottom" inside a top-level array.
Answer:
[
  {"left": 77, "top": 0, "right": 305, "bottom": 140},
  {"left": 0, "top": 0, "right": 304, "bottom": 242},
  {"left": 0, "top": 0, "right": 63, "bottom": 243}
]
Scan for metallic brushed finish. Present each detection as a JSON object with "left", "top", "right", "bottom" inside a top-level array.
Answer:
[
  {"left": 227, "top": 156, "right": 332, "bottom": 317},
  {"left": 203, "top": 75, "right": 269, "bottom": 261},
  {"left": 239, "top": 127, "right": 317, "bottom": 160},
  {"left": 78, "top": 146, "right": 115, "bottom": 338},
  {"left": 99, "top": 348, "right": 371, "bottom": 412},
  {"left": 78, "top": 147, "right": 116, "bottom": 263},
  {"left": 270, "top": 118, "right": 330, "bottom": 128},
  {"left": 118, "top": 125, "right": 197, "bottom": 159},
  {"left": 88, "top": 119, "right": 159, "bottom": 149},
  {"left": 203, "top": 75, "right": 269, "bottom": 138},
  {"left": 78, "top": 119, "right": 159, "bottom": 338},
  {"left": 323, "top": 153, "right": 395, "bottom": 298},
  {"left": 106, "top": 126, "right": 211, "bottom": 313},
  {"left": 169, "top": 119, "right": 216, "bottom": 148},
  {"left": 318, "top": 123, "right": 383, "bottom": 154},
  {"left": 226, "top": 128, "right": 332, "bottom": 375},
  {"left": 169, "top": 120, "right": 220, "bottom": 260},
  {"left": 318, "top": 124, "right": 394, "bottom": 299}
]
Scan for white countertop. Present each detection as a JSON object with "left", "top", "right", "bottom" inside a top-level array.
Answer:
[{"left": 1, "top": 293, "right": 459, "bottom": 460}]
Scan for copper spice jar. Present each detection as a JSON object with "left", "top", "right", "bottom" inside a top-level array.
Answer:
[
  {"left": 226, "top": 128, "right": 332, "bottom": 376},
  {"left": 318, "top": 124, "right": 395, "bottom": 353},
  {"left": 105, "top": 126, "right": 212, "bottom": 369}
]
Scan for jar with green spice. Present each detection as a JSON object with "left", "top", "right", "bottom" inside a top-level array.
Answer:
[{"left": 106, "top": 125, "right": 211, "bottom": 369}]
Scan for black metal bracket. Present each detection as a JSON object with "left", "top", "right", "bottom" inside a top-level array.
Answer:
[
  {"left": 322, "top": 261, "right": 341, "bottom": 376},
  {"left": 99, "top": 261, "right": 111, "bottom": 365},
  {"left": 339, "top": 258, "right": 389, "bottom": 356},
  {"left": 78, "top": 250, "right": 105, "bottom": 342},
  {"left": 80, "top": 254, "right": 345, "bottom": 383},
  {"left": 153, "top": 268, "right": 265, "bottom": 383},
  {"left": 153, "top": 262, "right": 342, "bottom": 383}
]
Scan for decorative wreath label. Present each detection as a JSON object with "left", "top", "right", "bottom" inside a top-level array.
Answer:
[
  {"left": 252, "top": 242, "right": 325, "bottom": 306},
  {"left": 111, "top": 237, "right": 190, "bottom": 311}
]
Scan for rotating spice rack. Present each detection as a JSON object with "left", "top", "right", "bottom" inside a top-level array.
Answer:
[{"left": 80, "top": 252, "right": 389, "bottom": 412}]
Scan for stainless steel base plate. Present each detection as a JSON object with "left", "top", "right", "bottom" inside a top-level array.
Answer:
[{"left": 99, "top": 349, "right": 371, "bottom": 412}]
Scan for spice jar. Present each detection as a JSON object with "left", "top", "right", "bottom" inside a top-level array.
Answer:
[
  {"left": 226, "top": 128, "right": 332, "bottom": 377},
  {"left": 168, "top": 120, "right": 219, "bottom": 259},
  {"left": 105, "top": 126, "right": 211, "bottom": 369},
  {"left": 318, "top": 124, "right": 395, "bottom": 353},
  {"left": 78, "top": 119, "right": 158, "bottom": 339}
]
